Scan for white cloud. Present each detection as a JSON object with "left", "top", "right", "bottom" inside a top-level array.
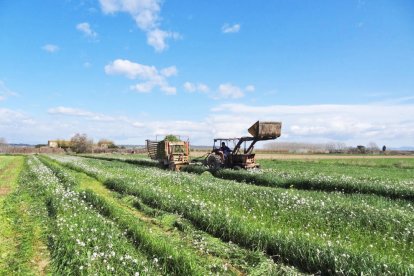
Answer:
[
  {"left": 42, "top": 44, "right": 59, "bottom": 53},
  {"left": 105, "top": 59, "right": 158, "bottom": 79},
  {"left": 0, "top": 108, "right": 35, "bottom": 128},
  {"left": 99, "top": 0, "right": 178, "bottom": 52},
  {"left": 183, "top": 82, "right": 195, "bottom": 92},
  {"left": 211, "top": 103, "right": 414, "bottom": 146},
  {"left": 160, "top": 66, "right": 177, "bottom": 77},
  {"left": 48, "top": 106, "right": 94, "bottom": 117},
  {"left": 105, "top": 59, "right": 177, "bottom": 95},
  {"left": 183, "top": 82, "right": 209, "bottom": 93},
  {"left": 0, "top": 81, "right": 18, "bottom": 101},
  {"left": 222, "top": 23, "right": 240, "bottom": 34},
  {"left": 147, "top": 29, "right": 180, "bottom": 52},
  {"left": 245, "top": 85, "right": 255, "bottom": 92},
  {"left": 48, "top": 106, "right": 115, "bottom": 121},
  {"left": 3, "top": 103, "right": 414, "bottom": 147},
  {"left": 130, "top": 82, "right": 154, "bottom": 93},
  {"left": 197, "top": 84, "right": 210, "bottom": 93},
  {"left": 76, "top": 22, "right": 98, "bottom": 38},
  {"left": 216, "top": 83, "right": 244, "bottom": 99},
  {"left": 160, "top": 85, "right": 176, "bottom": 95}
]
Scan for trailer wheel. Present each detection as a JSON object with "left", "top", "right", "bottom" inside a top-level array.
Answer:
[{"left": 207, "top": 154, "right": 222, "bottom": 171}]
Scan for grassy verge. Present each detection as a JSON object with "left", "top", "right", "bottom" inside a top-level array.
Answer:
[{"left": 0, "top": 156, "right": 50, "bottom": 275}]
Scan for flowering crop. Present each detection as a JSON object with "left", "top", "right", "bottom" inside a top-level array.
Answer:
[
  {"left": 42, "top": 155, "right": 297, "bottom": 275},
  {"left": 211, "top": 167, "right": 414, "bottom": 200},
  {"left": 25, "top": 156, "right": 160, "bottom": 275},
  {"left": 50, "top": 155, "right": 414, "bottom": 275},
  {"left": 83, "top": 154, "right": 414, "bottom": 200}
]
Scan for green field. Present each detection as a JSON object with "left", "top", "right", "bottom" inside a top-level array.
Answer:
[{"left": 1, "top": 154, "right": 413, "bottom": 275}]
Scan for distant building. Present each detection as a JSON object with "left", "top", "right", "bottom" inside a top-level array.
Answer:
[
  {"left": 48, "top": 140, "right": 71, "bottom": 149},
  {"left": 48, "top": 140, "right": 59, "bottom": 148}
]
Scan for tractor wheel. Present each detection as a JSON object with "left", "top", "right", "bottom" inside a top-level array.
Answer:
[{"left": 207, "top": 154, "right": 222, "bottom": 171}]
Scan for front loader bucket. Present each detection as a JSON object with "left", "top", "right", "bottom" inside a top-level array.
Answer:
[{"left": 248, "top": 121, "right": 282, "bottom": 139}]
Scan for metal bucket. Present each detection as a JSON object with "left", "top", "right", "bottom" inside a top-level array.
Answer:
[{"left": 248, "top": 121, "right": 282, "bottom": 138}]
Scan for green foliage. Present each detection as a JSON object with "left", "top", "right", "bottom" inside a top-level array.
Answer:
[{"left": 164, "top": 135, "right": 181, "bottom": 142}]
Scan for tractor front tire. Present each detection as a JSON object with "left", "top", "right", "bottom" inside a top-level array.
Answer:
[{"left": 207, "top": 154, "right": 222, "bottom": 171}]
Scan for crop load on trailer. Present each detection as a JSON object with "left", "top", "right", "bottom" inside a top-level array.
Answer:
[{"left": 146, "top": 136, "right": 190, "bottom": 171}]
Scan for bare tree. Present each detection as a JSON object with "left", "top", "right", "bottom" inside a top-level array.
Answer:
[
  {"left": 367, "top": 142, "right": 380, "bottom": 153},
  {"left": 70, "top": 133, "right": 93, "bottom": 153}
]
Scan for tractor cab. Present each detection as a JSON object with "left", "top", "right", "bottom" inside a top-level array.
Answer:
[{"left": 210, "top": 138, "right": 257, "bottom": 169}]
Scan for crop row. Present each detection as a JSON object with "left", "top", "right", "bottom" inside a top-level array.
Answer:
[
  {"left": 82, "top": 154, "right": 414, "bottom": 200},
  {"left": 205, "top": 166, "right": 414, "bottom": 200},
  {"left": 26, "top": 156, "right": 160, "bottom": 275},
  {"left": 50, "top": 155, "right": 414, "bottom": 275},
  {"left": 40, "top": 155, "right": 293, "bottom": 275}
]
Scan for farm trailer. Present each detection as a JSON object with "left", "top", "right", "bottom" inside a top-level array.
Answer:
[{"left": 146, "top": 137, "right": 190, "bottom": 171}]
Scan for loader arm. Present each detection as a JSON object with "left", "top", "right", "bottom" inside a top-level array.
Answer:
[
  {"left": 233, "top": 136, "right": 278, "bottom": 155},
  {"left": 233, "top": 137, "right": 255, "bottom": 155}
]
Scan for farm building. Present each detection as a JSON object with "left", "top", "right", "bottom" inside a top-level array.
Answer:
[{"left": 48, "top": 140, "right": 59, "bottom": 148}]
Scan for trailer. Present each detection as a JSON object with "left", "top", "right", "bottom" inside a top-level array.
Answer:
[{"left": 146, "top": 136, "right": 190, "bottom": 171}]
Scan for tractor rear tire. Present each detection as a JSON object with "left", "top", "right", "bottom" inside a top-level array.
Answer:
[{"left": 207, "top": 154, "right": 222, "bottom": 171}]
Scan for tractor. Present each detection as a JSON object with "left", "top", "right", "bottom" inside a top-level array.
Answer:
[{"left": 206, "top": 121, "right": 281, "bottom": 170}]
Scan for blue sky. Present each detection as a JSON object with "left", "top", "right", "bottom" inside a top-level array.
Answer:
[{"left": 1, "top": 0, "right": 413, "bottom": 146}]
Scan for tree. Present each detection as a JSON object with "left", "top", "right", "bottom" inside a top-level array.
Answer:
[
  {"left": 367, "top": 142, "right": 380, "bottom": 153},
  {"left": 70, "top": 133, "right": 93, "bottom": 153}
]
